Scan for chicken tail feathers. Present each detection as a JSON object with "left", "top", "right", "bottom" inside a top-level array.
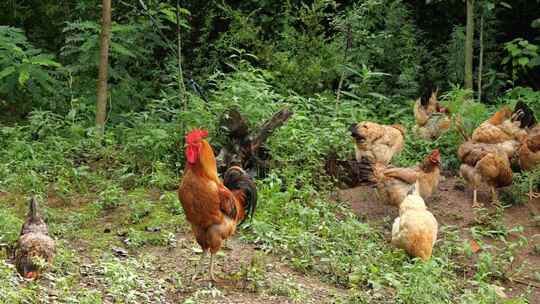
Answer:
[
  {"left": 354, "top": 156, "right": 378, "bottom": 184},
  {"left": 513, "top": 100, "right": 536, "bottom": 128},
  {"left": 224, "top": 166, "right": 257, "bottom": 223},
  {"left": 28, "top": 196, "right": 39, "bottom": 221}
]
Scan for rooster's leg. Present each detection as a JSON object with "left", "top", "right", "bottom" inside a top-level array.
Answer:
[
  {"left": 191, "top": 250, "right": 207, "bottom": 281},
  {"left": 209, "top": 253, "right": 217, "bottom": 282},
  {"left": 490, "top": 187, "right": 499, "bottom": 205},
  {"left": 472, "top": 189, "right": 480, "bottom": 208}
]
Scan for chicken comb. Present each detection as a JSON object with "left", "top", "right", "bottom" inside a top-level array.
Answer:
[
  {"left": 429, "top": 149, "right": 441, "bottom": 159},
  {"left": 185, "top": 129, "right": 209, "bottom": 144}
]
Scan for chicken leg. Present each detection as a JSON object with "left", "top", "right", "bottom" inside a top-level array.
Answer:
[
  {"left": 192, "top": 250, "right": 207, "bottom": 281},
  {"left": 490, "top": 187, "right": 501, "bottom": 206},
  {"left": 209, "top": 253, "right": 217, "bottom": 282},
  {"left": 472, "top": 188, "right": 480, "bottom": 208}
]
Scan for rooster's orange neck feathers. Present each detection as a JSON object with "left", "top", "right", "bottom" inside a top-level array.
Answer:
[{"left": 187, "top": 139, "right": 220, "bottom": 183}]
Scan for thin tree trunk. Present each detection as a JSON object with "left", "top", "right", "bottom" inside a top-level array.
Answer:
[
  {"left": 477, "top": 12, "right": 484, "bottom": 102},
  {"left": 96, "top": 0, "right": 111, "bottom": 133},
  {"left": 176, "top": 0, "right": 187, "bottom": 111},
  {"left": 335, "top": 26, "right": 352, "bottom": 114},
  {"left": 464, "top": 0, "right": 474, "bottom": 91}
]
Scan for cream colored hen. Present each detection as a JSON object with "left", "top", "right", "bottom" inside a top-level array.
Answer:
[{"left": 391, "top": 182, "right": 438, "bottom": 261}]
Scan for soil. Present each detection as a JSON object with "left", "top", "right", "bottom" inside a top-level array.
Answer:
[
  {"left": 149, "top": 237, "right": 346, "bottom": 303},
  {"left": 335, "top": 176, "right": 540, "bottom": 302}
]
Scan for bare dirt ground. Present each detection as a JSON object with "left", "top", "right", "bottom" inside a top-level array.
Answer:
[
  {"left": 336, "top": 176, "right": 540, "bottom": 302},
  {"left": 148, "top": 236, "right": 347, "bottom": 303}
]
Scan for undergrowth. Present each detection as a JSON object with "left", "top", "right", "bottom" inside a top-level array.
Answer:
[{"left": 0, "top": 67, "right": 538, "bottom": 303}]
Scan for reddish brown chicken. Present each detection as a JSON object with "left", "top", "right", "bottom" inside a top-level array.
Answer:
[
  {"left": 15, "top": 197, "right": 56, "bottom": 280},
  {"left": 518, "top": 125, "right": 540, "bottom": 199},
  {"left": 357, "top": 150, "right": 441, "bottom": 207},
  {"left": 178, "top": 129, "right": 257, "bottom": 281},
  {"left": 458, "top": 141, "right": 513, "bottom": 207}
]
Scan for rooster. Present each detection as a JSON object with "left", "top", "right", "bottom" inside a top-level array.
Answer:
[
  {"left": 349, "top": 121, "right": 405, "bottom": 165},
  {"left": 391, "top": 182, "right": 438, "bottom": 261},
  {"left": 357, "top": 150, "right": 441, "bottom": 207},
  {"left": 178, "top": 129, "right": 257, "bottom": 281},
  {"left": 15, "top": 197, "right": 56, "bottom": 279},
  {"left": 458, "top": 141, "right": 512, "bottom": 207}
]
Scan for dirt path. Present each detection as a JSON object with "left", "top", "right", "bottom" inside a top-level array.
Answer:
[
  {"left": 336, "top": 176, "right": 540, "bottom": 302},
  {"left": 148, "top": 236, "right": 347, "bottom": 303}
]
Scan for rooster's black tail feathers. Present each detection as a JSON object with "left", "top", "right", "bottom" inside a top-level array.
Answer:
[{"left": 223, "top": 166, "right": 257, "bottom": 223}]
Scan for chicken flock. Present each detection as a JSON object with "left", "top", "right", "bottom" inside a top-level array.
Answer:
[
  {"left": 8, "top": 89, "right": 539, "bottom": 283},
  {"left": 350, "top": 90, "right": 539, "bottom": 260}
]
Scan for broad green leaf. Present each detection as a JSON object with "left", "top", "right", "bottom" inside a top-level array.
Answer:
[
  {"left": 530, "top": 56, "right": 540, "bottom": 67},
  {"left": 532, "top": 18, "right": 540, "bottom": 29},
  {"left": 31, "top": 55, "right": 61, "bottom": 67},
  {"left": 367, "top": 92, "right": 389, "bottom": 100},
  {"left": 18, "top": 66, "right": 30, "bottom": 86},
  {"left": 499, "top": 2, "right": 512, "bottom": 9},
  {"left": 518, "top": 57, "right": 529, "bottom": 67},
  {"left": 0, "top": 66, "right": 16, "bottom": 80},
  {"left": 525, "top": 43, "right": 539, "bottom": 52}
]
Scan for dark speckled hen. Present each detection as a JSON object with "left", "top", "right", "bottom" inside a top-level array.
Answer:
[{"left": 15, "top": 197, "right": 55, "bottom": 279}]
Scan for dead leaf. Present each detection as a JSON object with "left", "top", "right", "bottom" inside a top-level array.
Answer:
[{"left": 469, "top": 240, "right": 481, "bottom": 253}]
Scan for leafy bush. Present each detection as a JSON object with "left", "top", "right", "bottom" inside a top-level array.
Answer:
[
  {"left": 61, "top": 20, "right": 161, "bottom": 113},
  {"left": 0, "top": 26, "right": 61, "bottom": 111}
]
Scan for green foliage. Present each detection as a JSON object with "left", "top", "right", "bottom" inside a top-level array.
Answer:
[
  {"left": 0, "top": 207, "right": 23, "bottom": 246},
  {"left": 213, "top": 0, "right": 343, "bottom": 95},
  {"left": 61, "top": 19, "right": 161, "bottom": 112},
  {"left": 445, "top": 25, "right": 466, "bottom": 86},
  {"left": 0, "top": 26, "right": 61, "bottom": 110},
  {"left": 1, "top": 1, "right": 539, "bottom": 302},
  {"left": 502, "top": 38, "right": 540, "bottom": 81},
  {"left": 335, "top": 0, "right": 425, "bottom": 106}
]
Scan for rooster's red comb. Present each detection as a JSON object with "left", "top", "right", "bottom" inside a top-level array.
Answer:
[
  {"left": 185, "top": 129, "right": 208, "bottom": 144},
  {"left": 430, "top": 149, "right": 441, "bottom": 158}
]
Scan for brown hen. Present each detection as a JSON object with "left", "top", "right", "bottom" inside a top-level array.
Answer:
[
  {"left": 349, "top": 121, "right": 405, "bottom": 165},
  {"left": 15, "top": 197, "right": 56, "bottom": 280},
  {"left": 357, "top": 150, "right": 441, "bottom": 207}
]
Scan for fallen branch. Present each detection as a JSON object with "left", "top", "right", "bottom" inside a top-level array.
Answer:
[{"left": 217, "top": 107, "right": 292, "bottom": 177}]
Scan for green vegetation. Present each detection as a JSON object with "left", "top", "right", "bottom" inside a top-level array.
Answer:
[{"left": 1, "top": 0, "right": 540, "bottom": 303}]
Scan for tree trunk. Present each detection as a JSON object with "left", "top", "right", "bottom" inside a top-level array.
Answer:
[
  {"left": 335, "top": 25, "right": 352, "bottom": 114},
  {"left": 477, "top": 12, "right": 484, "bottom": 102},
  {"left": 464, "top": 0, "right": 474, "bottom": 91},
  {"left": 176, "top": 0, "right": 187, "bottom": 110},
  {"left": 96, "top": 0, "right": 111, "bottom": 133}
]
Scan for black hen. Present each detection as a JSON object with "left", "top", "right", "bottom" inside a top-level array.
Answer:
[{"left": 513, "top": 101, "right": 536, "bottom": 128}]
